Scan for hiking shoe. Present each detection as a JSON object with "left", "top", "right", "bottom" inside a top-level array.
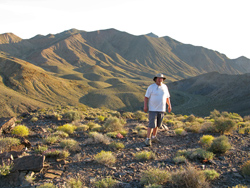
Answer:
[
  {"left": 152, "top": 137, "right": 160, "bottom": 143},
  {"left": 145, "top": 138, "right": 152, "bottom": 146}
]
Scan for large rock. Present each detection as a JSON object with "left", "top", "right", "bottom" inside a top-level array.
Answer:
[
  {"left": 0, "top": 117, "right": 16, "bottom": 135},
  {"left": 12, "top": 155, "right": 45, "bottom": 172}
]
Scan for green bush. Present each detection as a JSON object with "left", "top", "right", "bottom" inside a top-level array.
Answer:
[
  {"left": 174, "top": 128, "right": 186, "bottom": 135},
  {"left": 173, "top": 155, "right": 186, "bottom": 164},
  {"left": 200, "top": 135, "right": 214, "bottom": 148},
  {"left": 0, "top": 161, "right": 13, "bottom": 176},
  {"left": 214, "top": 117, "right": 237, "bottom": 134},
  {"left": 95, "top": 176, "right": 117, "bottom": 188},
  {"left": 66, "top": 177, "right": 82, "bottom": 188},
  {"left": 57, "top": 124, "right": 77, "bottom": 134},
  {"left": 94, "top": 151, "right": 116, "bottom": 166},
  {"left": 34, "top": 145, "right": 48, "bottom": 154},
  {"left": 37, "top": 182, "right": 56, "bottom": 188},
  {"left": 138, "top": 129, "right": 147, "bottom": 138},
  {"left": 134, "top": 111, "right": 148, "bottom": 121},
  {"left": 11, "top": 125, "right": 29, "bottom": 137},
  {"left": 43, "top": 136, "right": 60, "bottom": 144},
  {"left": 140, "top": 167, "right": 169, "bottom": 185},
  {"left": 109, "top": 142, "right": 125, "bottom": 150},
  {"left": 208, "top": 135, "right": 231, "bottom": 154},
  {"left": 135, "top": 151, "right": 156, "bottom": 161},
  {"left": 103, "top": 117, "right": 125, "bottom": 132},
  {"left": 44, "top": 149, "right": 70, "bottom": 159},
  {"left": 241, "top": 160, "right": 250, "bottom": 176},
  {"left": 203, "top": 169, "right": 220, "bottom": 180}
]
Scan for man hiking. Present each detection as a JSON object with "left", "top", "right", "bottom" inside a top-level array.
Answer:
[{"left": 144, "top": 73, "right": 172, "bottom": 146}]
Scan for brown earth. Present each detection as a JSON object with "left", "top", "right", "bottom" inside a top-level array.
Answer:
[{"left": 0, "top": 114, "right": 250, "bottom": 188}]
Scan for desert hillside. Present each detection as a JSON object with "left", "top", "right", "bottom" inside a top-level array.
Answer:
[{"left": 0, "top": 29, "right": 250, "bottom": 117}]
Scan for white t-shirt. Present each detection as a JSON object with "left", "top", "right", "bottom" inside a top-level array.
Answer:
[{"left": 145, "top": 83, "right": 170, "bottom": 112}]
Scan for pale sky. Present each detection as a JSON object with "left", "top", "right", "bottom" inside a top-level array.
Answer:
[{"left": 0, "top": 0, "right": 249, "bottom": 59}]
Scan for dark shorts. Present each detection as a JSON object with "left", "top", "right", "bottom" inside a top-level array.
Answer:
[{"left": 148, "top": 111, "right": 164, "bottom": 128}]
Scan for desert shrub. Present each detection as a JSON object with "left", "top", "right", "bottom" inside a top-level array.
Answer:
[
  {"left": 109, "top": 141, "right": 125, "bottom": 150},
  {"left": 64, "top": 110, "right": 81, "bottom": 122},
  {"left": 35, "top": 145, "right": 48, "bottom": 154},
  {"left": 200, "top": 135, "right": 214, "bottom": 149},
  {"left": 203, "top": 169, "right": 220, "bottom": 180},
  {"left": 119, "top": 129, "right": 128, "bottom": 137},
  {"left": 185, "top": 122, "right": 202, "bottom": 133},
  {"left": 210, "top": 109, "right": 221, "bottom": 119},
  {"left": 95, "top": 176, "right": 117, "bottom": 188},
  {"left": 239, "top": 127, "right": 250, "bottom": 135},
  {"left": 176, "top": 148, "right": 214, "bottom": 161},
  {"left": 241, "top": 160, "right": 250, "bottom": 176},
  {"left": 43, "top": 136, "right": 60, "bottom": 144},
  {"left": 76, "top": 124, "right": 89, "bottom": 132},
  {"left": 57, "top": 124, "right": 77, "bottom": 134},
  {"left": 37, "top": 182, "right": 56, "bottom": 188},
  {"left": 173, "top": 155, "right": 186, "bottom": 164},
  {"left": 103, "top": 117, "right": 125, "bottom": 132},
  {"left": 208, "top": 135, "right": 231, "bottom": 154},
  {"left": 174, "top": 128, "right": 186, "bottom": 135},
  {"left": 214, "top": 117, "right": 237, "bottom": 134},
  {"left": 200, "top": 121, "right": 216, "bottom": 133},
  {"left": 30, "top": 116, "right": 38, "bottom": 122},
  {"left": 53, "top": 131, "right": 69, "bottom": 138},
  {"left": 91, "top": 124, "right": 103, "bottom": 132},
  {"left": 135, "top": 124, "right": 147, "bottom": 131},
  {"left": 140, "top": 167, "right": 169, "bottom": 185},
  {"left": 0, "top": 161, "right": 13, "bottom": 176},
  {"left": 122, "top": 112, "right": 134, "bottom": 119},
  {"left": 11, "top": 125, "right": 29, "bottom": 137},
  {"left": 0, "top": 137, "right": 20, "bottom": 152},
  {"left": 66, "top": 177, "right": 82, "bottom": 188},
  {"left": 138, "top": 129, "right": 147, "bottom": 138},
  {"left": 135, "top": 151, "right": 156, "bottom": 161},
  {"left": 94, "top": 150, "right": 116, "bottom": 166},
  {"left": 44, "top": 149, "right": 70, "bottom": 159},
  {"left": 60, "top": 139, "right": 80, "bottom": 152},
  {"left": 88, "top": 132, "right": 111, "bottom": 144},
  {"left": 243, "top": 115, "right": 250, "bottom": 121},
  {"left": 186, "top": 114, "right": 196, "bottom": 122},
  {"left": 170, "top": 165, "right": 210, "bottom": 188},
  {"left": 106, "top": 132, "right": 118, "bottom": 138},
  {"left": 97, "top": 115, "right": 106, "bottom": 122},
  {"left": 134, "top": 111, "right": 148, "bottom": 121}
]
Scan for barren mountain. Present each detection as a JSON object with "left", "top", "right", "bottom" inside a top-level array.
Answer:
[
  {"left": 168, "top": 72, "right": 250, "bottom": 116},
  {"left": 0, "top": 28, "right": 250, "bottom": 117}
]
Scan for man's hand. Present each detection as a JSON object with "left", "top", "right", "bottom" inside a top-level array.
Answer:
[
  {"left": 144, "top": 106, "right": 148, "bottom": 113},
  {"left": 168, "top": 105, "right": 172, "bottom": 113}
]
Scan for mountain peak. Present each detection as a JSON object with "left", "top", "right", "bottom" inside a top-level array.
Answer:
[
  {"left": 0, "top": 33, "right": 22, "bottom": 44},
  {"left": 146, "top": 32, "right": 159, "bottom": 38}
]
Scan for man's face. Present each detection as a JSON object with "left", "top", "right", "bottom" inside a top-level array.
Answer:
[{"left": 155, "top": 77, "right": 164, "bottom": 85}]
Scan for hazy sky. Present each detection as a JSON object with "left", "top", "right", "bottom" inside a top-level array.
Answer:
[{"left": 0, "top": 0, "right": 249, "bottom": 59}]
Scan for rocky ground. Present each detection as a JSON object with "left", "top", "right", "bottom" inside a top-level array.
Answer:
[{"left": 0, "top": 114, "right": 250, "bottom": 188}]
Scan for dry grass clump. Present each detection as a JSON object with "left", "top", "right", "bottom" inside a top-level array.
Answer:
[
  {"left": 64, "top": 110, "right": 81, "bottom": 122},
  {"left": 53, "top": 131, "right": 69, "bottom": 138},
  {"left": 34, "top": 145, "right": 48, "bottom": 154},
  {"left": 140, "top": 167, "right": 169, "bottom": 186},
  {"left": 174, "top": 128, "right": 187, "bottom": 135},
  {"left": 170, "top": 165, "right": 210, "bottom": 188},
  {"left": 37, "top": 182, "right": 56, "bottom": 188},
  {"left": 173, "top": 155, "right": 187, "bottom": 164},
  {"left": 94, "top": 150, "right": 116, "bottom": 166},
  {"left": 57, "top": 124, "right": 77, "bottom": 134},
  {"left": 208, "top": 135, "right": 231, "bottom": 154},
  {"left": 241, "top": 160, "right": 250, "bottom": 176},
  {"left": 11, "top": 125, "right": 29, "bottom": 137},
  {"left": 230, "top": 185, "right": 250, "bottom": 188},
  {"left": 66, "top": 177, "right": 83, "bottom": 188},
  {"left": 103, "top": 117, "right": 125, "bottom": 132},
  {"left": 175, "top": 148, "right": 214, "bottom": 161},
  {"left": 60, "top": 138, "right": 80, "bottom": 152},
  {"left": 109, "top": 141, "right": 125, "bottom": 150},
  {"left": 0, "top": 137, "right": 20, "bottom": 152},
  {"left": 203, "top": 169, "right": 220, "bottom": 180},
  {"left": 87, "top": 132, "right": 111, "bottom": 145},
  {"left": 0, "top": 161, "right": 13, "bottom": 176},
  {"left": 76, "top": 124, "right": 89, "bottom": 132},
  {"left": 95, "top": 176, "right": 117, "bottom": 188},
  {"left": 135, "top": 151, "right": 156, "bottom": 161},
  {"left": 43, "top": 136, "right": 60, "bottom": 145},
  {"left": 133, "top": 111, "right": 148, "bottom": 121},
  {"left": 138, "top": 129, "right": 147, "bottom": 138},
  {"left": 44, "top": 149, "right": 70, "bottom": 159}
]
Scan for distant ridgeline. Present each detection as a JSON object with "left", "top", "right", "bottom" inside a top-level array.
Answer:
[{"left": 0, "top": 29, "right": 250, "bottom": 117}]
